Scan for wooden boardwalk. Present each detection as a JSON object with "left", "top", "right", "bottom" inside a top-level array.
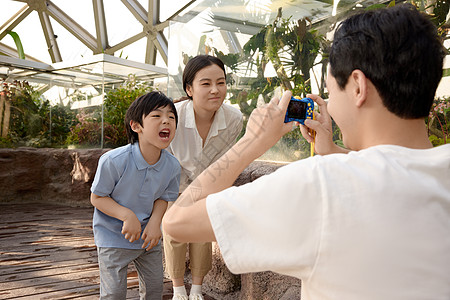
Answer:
[{"left": 0, "top": 203, "right": 214, "bottom": 300}]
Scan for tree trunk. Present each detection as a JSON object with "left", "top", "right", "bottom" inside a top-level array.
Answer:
[
  {"left": 0, "top": 91, "right": 5, "bottom": 137},
  {"left": 2, "top": 94, "right": 11, "bottom": 138}
]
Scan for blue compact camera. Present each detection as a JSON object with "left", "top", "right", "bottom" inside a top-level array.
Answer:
[{"left": 284, "top": 96, "right": 314, "bottom": 124}]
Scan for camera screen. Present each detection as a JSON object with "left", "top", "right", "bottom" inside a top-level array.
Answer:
[{"left": 287, "top": 100, "right": 308, "bottom": 119}]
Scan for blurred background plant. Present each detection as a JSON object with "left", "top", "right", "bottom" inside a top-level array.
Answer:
[
  {"left": 0, "top": 80, "right": 76, "bottom": 148},
  {"left": 427, "top": 97, "right": 450, "bottom": 146},
  {"left": 0, "top": 0, "right": 448, "bottom": 154},
  {"left": 66, "top": 75, "right": 154, "bottom": 148}
]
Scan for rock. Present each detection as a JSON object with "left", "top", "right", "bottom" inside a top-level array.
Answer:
[
  {"left": 0, "top": 148, "right": 303, "bottom": 299},
  {"left": 0, "top": 147, "right": 110, "bottom": 206},
  {"left": 241, "top": 272, "right": 302, "bottom": 300},
  {"left": 234, "top": 160, "right": 285, "bottom": 186},
  {"left": 203, "top": 242, "right": 241, "bottom": 297}
]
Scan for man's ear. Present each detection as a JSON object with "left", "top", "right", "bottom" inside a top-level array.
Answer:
[
  {"left": 350, "top": 70, "right": 368, "bottom": 108},
  {"left": 130, "top": 120, "right": 142, "bottom": 133}
]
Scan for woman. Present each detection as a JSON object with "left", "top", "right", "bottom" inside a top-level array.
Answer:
[{"left": 164, "top": 55, "right": 243, "bottom": 300}]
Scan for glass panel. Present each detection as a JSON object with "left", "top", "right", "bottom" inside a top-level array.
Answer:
[
  {"left": 167, "top": 0, "right": 389, "bottom": 162},
  {"left": 0, "top": 55, "right": 166, "bottom": 149}
]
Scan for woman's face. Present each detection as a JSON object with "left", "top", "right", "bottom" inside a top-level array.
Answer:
[{"left": 186, "top": 64, "right": 227, "bottom": 114}]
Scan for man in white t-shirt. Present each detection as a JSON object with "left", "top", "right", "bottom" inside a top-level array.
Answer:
[{"left": 163, "top": 4, "right": 450, "bottom": 300}]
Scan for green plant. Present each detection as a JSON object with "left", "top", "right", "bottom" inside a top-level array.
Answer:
[
  {"left": 66, "top": 74, "right": 154, "bottom": 148},
  {"left": 213, "top": 9, "right": 328, "bottom": 159},
  {"left": 7, "top": 31, "right": 25, "bottom": 59},
  {"left": 66, "top": 110, "right": 102, "bottom": 146},
  {"left": 0, "top": 80, "right": 79, "bottom": 148},
  {"left": 427, "top": 97, "right": 450, "bottom": 146},
  {"left": 102, "top": 74, "right": 154, "bottom": 147},
  {"left": 0, "top": 80, "right": 51, "bottom": 147},
  {"left": 48, "top": 102, "right": 77, "bottom": 146}
]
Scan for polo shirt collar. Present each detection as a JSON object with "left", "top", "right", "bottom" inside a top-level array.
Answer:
[
  {"left": 184, "top": 100, "right": 227, "bottom": 137},
  {"left": 132, "top": 142, "right": 164, "bottom": 171}
]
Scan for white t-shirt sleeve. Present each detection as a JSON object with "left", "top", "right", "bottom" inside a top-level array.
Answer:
[{"left": 206, "top": 159, "right": 323, "bottom": 280}]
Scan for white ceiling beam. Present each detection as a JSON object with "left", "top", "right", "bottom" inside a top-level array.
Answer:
[
  {"left": 149, "top": 0, "right": 168, "bottom": 64},
  {"left": 120, "top": 0, "right": 148, "bottom": 26},
  {"left": 0, "top": 42, "right": 41, "bottom": 62},
  {"left": 45, "top": 0, "right": 98, "bottom": 51},
  {"left": 146, "top": 0, "right": 158, "bottom": 65},
  {"left": 152, "top": 32, "right": 167, "bottom": 64},
  {"left": 220, "top": 31, "right": 242, "bottom": 54},
  {"left": 37, "top": 10, "right": 62, "bottom": 63},
  {"left": 0, "top": 5, "right": 33, "bottom": 40},
  {"left": 93, "top": 0, "right": 109, "bottom": 52},
  {"left": 105, "top": 32, "right": 147, "bottom": 55}
]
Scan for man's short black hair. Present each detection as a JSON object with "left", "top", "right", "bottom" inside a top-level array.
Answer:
[
  {"left": 125, "top": 91, "right": 178, "bottom": 144},
  {"left": 329, "top": 4, "right": 446, "bottom": 119}
]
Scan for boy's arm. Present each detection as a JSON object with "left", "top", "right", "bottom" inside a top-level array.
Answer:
[
  {"left": 90, "top": 193, "right": 141, "bottom": 243},
  {"left": 300, "top": 94, "right": 349, "bottom": 155},
  {"left": 163, "top": 91, "right": 295, "bottom": 243},
  {"left": 141, "top": 199, "right": 168, "bottom": 250}
]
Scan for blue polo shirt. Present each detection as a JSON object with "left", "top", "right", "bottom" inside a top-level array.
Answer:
[{"left": 91, "top": 142, "right": 180, "bottom": 249}]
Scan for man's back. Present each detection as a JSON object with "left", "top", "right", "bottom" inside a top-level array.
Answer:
[
  {"left": 205, "top": 144, "right": 450, "bottom": 300},
  {"left": 304, "top": 144, "right": 450, "bottom": 299}
]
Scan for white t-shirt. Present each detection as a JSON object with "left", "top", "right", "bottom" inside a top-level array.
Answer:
[
  {"left": 168, "top": 100, "right": 243, "bottom": 192},
  {"left": 207, "top": 144, "right": 450, "bottom": 300}
]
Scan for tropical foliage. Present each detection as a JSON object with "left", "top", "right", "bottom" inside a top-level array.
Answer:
[
  {"left": 66, "top": 75, "right": 154, "bottom": 148},
  {"left": 0, "top": 0, "right": 448, "bottom": 154},
  {"left": 0, "top": 80, "right": 76, "bottom": 148}
]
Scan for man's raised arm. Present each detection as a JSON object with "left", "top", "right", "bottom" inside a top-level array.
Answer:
[{"left": 162, "top": 91, "right": 295, "bottom": 243}]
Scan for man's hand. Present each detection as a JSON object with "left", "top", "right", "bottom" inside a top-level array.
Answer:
[
  {"left": 141, "top": 221, "right": 162, "bottom": 251},
  {"left": 121, "top": 211, "right": 142, "bottom": 243},
  {"left": 300, "top": 94, "right": 349, "bottom": 155},
  {"left": 243, "top": 90, "right": 297, "bottom": 157}
]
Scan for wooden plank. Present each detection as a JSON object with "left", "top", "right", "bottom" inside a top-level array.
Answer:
[
  {"left": 0, "top": 259, "right": 96, "bottom": 276},
  {"left": 0, "top": 203, "right": 214, "bottom": 300}
]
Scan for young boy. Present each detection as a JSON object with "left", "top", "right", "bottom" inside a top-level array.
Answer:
[
  {"left": 163, "top": 4, "right": 450, "bottom": 300},
  {"left": 91, "top": 91, "right": 180, "bottom": 299}
]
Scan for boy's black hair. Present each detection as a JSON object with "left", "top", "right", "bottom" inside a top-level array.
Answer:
[
  {"left": 125, "top": 91, "right": 178, "bottom": 144},
  {"left": 329, "top": 4, "right": 446, "bottom": 119},
  {"left": 182, "top": 55, "right": 226, "bottom": 99}
]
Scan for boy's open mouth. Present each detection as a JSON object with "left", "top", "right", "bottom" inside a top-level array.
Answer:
[{"left": 159, "top": 129, "right": 170, "bottom": 138}]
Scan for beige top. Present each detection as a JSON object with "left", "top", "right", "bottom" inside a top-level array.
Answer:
[{"left": 168, "top": 100, "right": 243, "bottom": 192}]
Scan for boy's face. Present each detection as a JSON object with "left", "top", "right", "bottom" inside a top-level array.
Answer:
[{"left": 131, "top": 105, "right": 176, "bottom": 151}]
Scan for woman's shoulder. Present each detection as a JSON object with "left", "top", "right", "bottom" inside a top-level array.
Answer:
[
  {"left": 221, "top": 102, "right": 243, "bottom": 120},
  {"left": 175, "top": 98, "right": 190, "bottom": 111}
]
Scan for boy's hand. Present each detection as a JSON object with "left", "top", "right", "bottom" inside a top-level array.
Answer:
[
  {"left": 141, "top": 221, "right": 161, "bottom": 251},
  {"left": 121, "top": 212, "right": 142, "bottom": 243}
]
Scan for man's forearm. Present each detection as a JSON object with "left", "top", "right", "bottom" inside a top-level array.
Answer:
[
  {"left": 162, "top": 136, "right": 259, "bottom": 243},
  {"left": 176, "top": 135, "right": 259, "bottom": 207}
]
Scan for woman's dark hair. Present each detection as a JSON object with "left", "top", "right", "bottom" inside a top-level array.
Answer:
[
  {"left": 329, "top": 4, "right": 446, "bottom": 119},
  {"left": 125, "top": 91, "right": 178, "bottom": 144},
  {"left": 182, "top": 55, "right": 226, "bottom": 99}
]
